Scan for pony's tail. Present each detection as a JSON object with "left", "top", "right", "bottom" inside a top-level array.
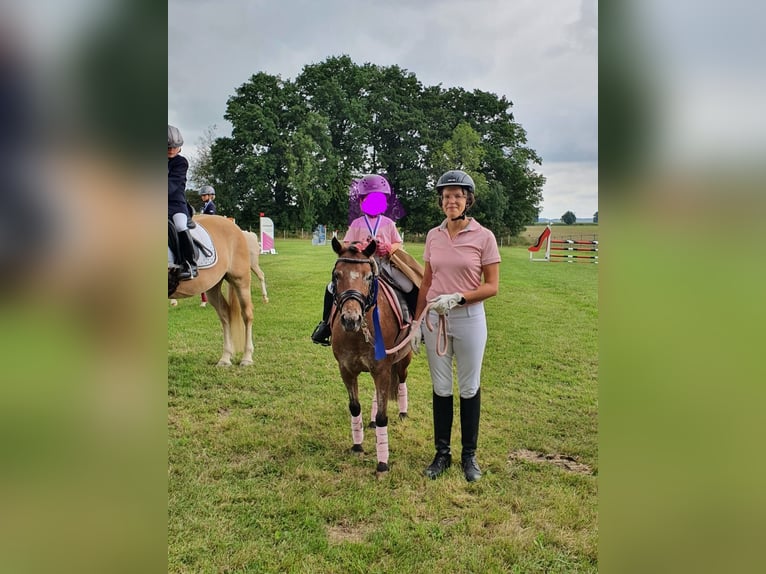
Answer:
[
  {"left": 226, "top": 283, "right": 246, "bottom": 353},
  {"left": 244, "top": 230, "right": 269, "bottom": 303}
]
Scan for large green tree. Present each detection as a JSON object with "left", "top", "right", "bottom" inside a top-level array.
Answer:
[
  {"left": 208, "top": 56, "right": 545, "bottom": 235},
  {"left": 285, "top": 112, "right": 335, "bottom": 230}
]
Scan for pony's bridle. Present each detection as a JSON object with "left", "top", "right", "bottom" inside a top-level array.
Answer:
[{"left": 332, "top": 256, "right": 379, "bottom": 316}]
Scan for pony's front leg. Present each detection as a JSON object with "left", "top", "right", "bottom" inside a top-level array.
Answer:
[
  {"left": 340, "top": 367, "right": 363, "bottom": 453},
  {"left": 217, "top": 326, "right": 235, "bottom": 366},
  {"left": 232, "top": 281, "right": 255, "bottom": 366},
  {"left": 206, "top": 284, "right": 234, "bottom": 366},
  {"left": 373, "top": 377, "right": 392, "bottom": 474}
]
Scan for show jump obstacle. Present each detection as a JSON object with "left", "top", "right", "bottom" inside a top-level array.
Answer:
[
  {"left": 259, "top": 213, "right": 277, "bottom": 255},
  {"left": 528, "top": 225, "right": 598, "bottom": 263}
]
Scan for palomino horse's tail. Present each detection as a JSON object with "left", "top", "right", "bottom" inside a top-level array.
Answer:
[{"left": 242, "top": 230, "right": 269, "bottom": 303}]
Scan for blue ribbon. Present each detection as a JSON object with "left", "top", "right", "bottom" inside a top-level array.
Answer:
[{"left": 370, "top": 277, "right": 386, "bottom": 360}]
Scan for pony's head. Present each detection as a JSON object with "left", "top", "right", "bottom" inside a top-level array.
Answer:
[{"left": 331, "top": 237, "right": 378, "bottom": 333}]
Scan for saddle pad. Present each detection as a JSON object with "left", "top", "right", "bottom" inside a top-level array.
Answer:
[{"left": 167, "top": 223, "right": 218, "bottom": 269}]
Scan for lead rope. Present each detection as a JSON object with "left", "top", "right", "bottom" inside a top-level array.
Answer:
[{"left": 384, "top": 302, "right": 449, "bottom": 357}]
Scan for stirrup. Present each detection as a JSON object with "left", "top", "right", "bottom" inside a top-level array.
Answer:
[
  {"left": 311, "top": 321, "right": 331, "bottom": 346},
  {"left": 178, "top": 262, "right": 198, "bottom": 280}
]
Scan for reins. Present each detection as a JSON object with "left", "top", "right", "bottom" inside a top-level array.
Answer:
[{"left": 384, "top": 303, "right": 449, "bottom": 357}]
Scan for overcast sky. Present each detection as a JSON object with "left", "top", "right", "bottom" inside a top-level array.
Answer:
[{"left": 169, "top": 0, "right": 598, "bottom": 220}]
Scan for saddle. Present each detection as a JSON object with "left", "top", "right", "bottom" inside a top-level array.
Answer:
[
  {"left": 388, "top": 248, "right": 424, "bottom": 289},
  {"left": 377, "top": 251, "right": 422, "bottom": 328},
  {"left": 167, "top": 220, "right": 217, "bottom": 269},
  {"left": 378, "top": 278, "right": 415, "bottom": 331}
]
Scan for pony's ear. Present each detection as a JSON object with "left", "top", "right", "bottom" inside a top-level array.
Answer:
[
  {"left": 332, "top": 236, "right": 343, "bottom": 254},
  {"left": 363, "top": 240, "right": 377, "bottom": 258}
]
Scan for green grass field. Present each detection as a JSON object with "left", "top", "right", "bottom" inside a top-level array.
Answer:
[{"left": 168, "top": 237, "right": 598, "bottom": 573}]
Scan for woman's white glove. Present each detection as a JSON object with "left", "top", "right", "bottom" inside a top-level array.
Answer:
[
  {"left": 430, "top": 293, "right": 463, "bottom": 315},
  {"left": 409, "top": 320, "right": 423, "bottom": 354}
]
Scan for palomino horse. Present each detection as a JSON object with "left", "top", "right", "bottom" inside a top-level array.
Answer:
[
  {"left": 329, "top": 237, "right": 412, "bottom": 475},
  {"left": 169, "top": 215, "right": 267, "bottom": 366}
]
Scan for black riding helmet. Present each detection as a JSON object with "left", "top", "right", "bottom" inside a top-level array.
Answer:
[{"left": 435, "top": 169, "right": 476, "bottom": 213}]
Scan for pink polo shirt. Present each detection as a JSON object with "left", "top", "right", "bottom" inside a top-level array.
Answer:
[
  {"left": 343, "top": 214, "right": 402, "bottom": 247},
  {"left": 423, "top": 218, "right": 501, "bottom": 300}
]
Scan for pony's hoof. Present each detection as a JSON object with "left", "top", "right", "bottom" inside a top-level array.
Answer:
[
  {"left": 398, "top": 412, "right": 408, "bottom": 421},
  {"left": 239, "top": 359, "right": 254, "bottom": 367},
  {"left": 375, "top": 462, "right": 390, "bottom": 476},
  {"left": 216, "top": 360, "right": 232, "bottom": 367},
  {"left": 350, "top": 444, "right": 364, "bottom": 454},
  {"left": 367, "top": 421, "right": 376, "bottom": 429}
]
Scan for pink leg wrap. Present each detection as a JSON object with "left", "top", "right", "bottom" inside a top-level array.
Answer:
[
  {"left": 351, "top": 414, "right": 364, "bottom": 445},
  {"left": 370, "top": 394, "right": 378, "bottom": 424},
  {"left": 375, "top": 425, "right": 389, "bottom": 464},
  {"left": 398, "top": 383, "right": 408, "bottom": 414}
]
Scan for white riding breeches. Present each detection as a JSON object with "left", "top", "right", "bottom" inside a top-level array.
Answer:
[
  {"left": 422, "top": 302, "right": 487, "bottom": 399},
  {"left": 172, "top": 212, "right": 189, "bottom": 232}
]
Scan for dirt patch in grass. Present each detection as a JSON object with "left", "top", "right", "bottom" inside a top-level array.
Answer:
[
  {"left": 509, "top": 449, "right": 593, "bottom": 475},
  {"left": 326, "top": 521, "right": 374, "bottom": 544}
]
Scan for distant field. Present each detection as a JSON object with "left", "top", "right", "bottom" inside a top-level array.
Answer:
[
  {"left": 403, "top": 224, "right": 598, "bottom": 249},
  {"left": 484, "top": 224, "right": 599, "bottom": 249},
  {"left": 520, "top": 224, "right": 599, "bottom": 244},
  {"left": 168, "top": 238, "right": 598, "bottom": 573}
]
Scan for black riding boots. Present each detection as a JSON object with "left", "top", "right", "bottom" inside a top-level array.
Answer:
[
  {"left": 310, "top": 287, "right": 334, "bottom": 346},
  {"left": 424, "top": 393, "right": 453, "bottom": 479},
  {"left": 424, "top": 390, "right": 483, "bottom": 482},
  {"left": 460, "top": 389, "right": 482, "bottom": 482},
  {"left": 177, "top": 229, "right": 198, "bottom": 280}
]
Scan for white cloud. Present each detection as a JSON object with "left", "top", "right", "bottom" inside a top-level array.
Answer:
[
  {"left": 538, "top": 161, "right": 598, "bottom": 220},
  {"left": 168, "top": 0, "right": 597, "bottom": 215}
]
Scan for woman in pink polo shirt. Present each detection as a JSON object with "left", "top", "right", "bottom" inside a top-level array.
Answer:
[{"left": 414, "top": 169, "right": 501, "bottom": 482}]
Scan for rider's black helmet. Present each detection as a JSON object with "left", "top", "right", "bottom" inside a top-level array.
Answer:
[{"left": 435, "top": 169, "right": 476, "bottom": 210}]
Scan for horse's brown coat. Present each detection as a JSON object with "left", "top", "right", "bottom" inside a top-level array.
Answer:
[{"left": 330, "top": 237, "right": 412, "bottom": 473}]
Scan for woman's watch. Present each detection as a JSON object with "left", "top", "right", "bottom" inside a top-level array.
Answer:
[{"left": 458, "top": 295, "right": 467, "bottom": 305}]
